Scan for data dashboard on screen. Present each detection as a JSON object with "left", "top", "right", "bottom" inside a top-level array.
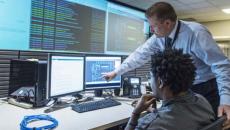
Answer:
[
  {"left": 85, "top": 56, "right": 121, "bottom": 89},
  {"left": 0, "top": 0, "right": 148, "bottom": 54},
  {"left": 106, "top": 3, "right": 149, "bottom": 54},
  {"left": 30, "top": 0, "right": 106, "bottom": 53}
]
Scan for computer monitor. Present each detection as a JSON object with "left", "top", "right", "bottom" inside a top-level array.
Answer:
[
  {"left": 48, "top": 54, "right": 85, "bottom": 98},
  {"left": 85, "top": 56, "right": 121, "bottom": 90}
]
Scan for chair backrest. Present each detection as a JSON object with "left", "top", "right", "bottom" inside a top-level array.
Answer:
[{"left": 200, "top": 115, "right": 227, "bottom": 130}]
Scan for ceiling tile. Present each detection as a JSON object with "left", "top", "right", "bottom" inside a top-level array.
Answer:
[
  {"left": 188, "top": 2, "right": 213, "bottom": 9},
  {"left": 177, "top": 0, "right": 205, "bottom": 4},
  {"left": 115, "top": 0, "right": 230, "bottom": 22},
  {"left": 208, "top": 0, "right": 230, "bottom": 6}
]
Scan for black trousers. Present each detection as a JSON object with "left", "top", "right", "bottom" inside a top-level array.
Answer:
[{"left": 191, "top": 78, "right": 220, "bottom": 116}]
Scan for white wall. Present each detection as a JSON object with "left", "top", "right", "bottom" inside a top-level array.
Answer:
[
  {"left": 201, "top": 20, "right": 230, "bottom": 58},
  {"left": 202, "top": 20, "right": 230, "bottom": 39}
]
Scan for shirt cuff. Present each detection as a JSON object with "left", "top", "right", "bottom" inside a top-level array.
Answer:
[
  {"left": 114, "top": 67, "right": 123, "bottom": 76},
  {"left": 220, "top": 94, "right": 230, "bottom": 105}
]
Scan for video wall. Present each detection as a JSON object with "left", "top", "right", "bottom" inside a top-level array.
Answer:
[{"left": 0, "top": 0, "right": 149, "bottom": 54}]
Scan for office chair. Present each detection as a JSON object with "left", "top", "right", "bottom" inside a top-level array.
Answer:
[{"left": 200, "top": 115, "right": 227, "bottom": 130}]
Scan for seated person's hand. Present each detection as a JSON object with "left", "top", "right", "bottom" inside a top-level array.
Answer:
[
  {"left": 218, "top": 105, "right": 230, "bottom": 130},
  {"left": 132, "top": 99, "right": 156, "bottom": 113},
  {"left": 146, "top": 106, "right": 155, "bottom": 113},
  {"left": 131, "top": 100, "right": 138, "bottom": 107},
  {"left": 102, "top": 71, "right": 117, "bottom": 81},
  {"left": 146, "top": 100, "right": 157, "bottom": 113},
  {"left": 133, "top": 94, "right": 156, "bottom": 115}
]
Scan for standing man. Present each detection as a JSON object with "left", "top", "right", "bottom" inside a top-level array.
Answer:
[{"left": 104, "top": 2, "right": 230, "bottom": 129}]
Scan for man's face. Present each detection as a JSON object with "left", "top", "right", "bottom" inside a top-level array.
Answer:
[
  {"left": 148, "top": 16, "right": 169, "bottom": 37},
  {"left": 150, "top": 71, "right": 162, "bottom": 99}
]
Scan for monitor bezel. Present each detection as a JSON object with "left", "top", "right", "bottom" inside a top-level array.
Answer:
[
  {"left": 47, "top": 53, "right": 85, "bottom": 98},
  {"left": 84, "top": 54, "right": 122, "bottom": 90}
]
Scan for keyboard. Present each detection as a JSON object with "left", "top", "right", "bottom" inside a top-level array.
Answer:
[{"left": 71, "top": 98, "right": 121, "bottom": 113}]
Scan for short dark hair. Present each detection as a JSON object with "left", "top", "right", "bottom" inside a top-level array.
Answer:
[
  {"left": 145, "top": 2, "right": 177, "bottom": 22},
  {"left": 151, "top": 48, "right": 196, "bottom": 95}
]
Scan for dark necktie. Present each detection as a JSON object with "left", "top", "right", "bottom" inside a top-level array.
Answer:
[{"left": 165, "top": 37, "right": 172, "bottom": 49}]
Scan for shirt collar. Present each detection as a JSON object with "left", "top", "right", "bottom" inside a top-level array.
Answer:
[
  {"left": 168, "top": 20, "right": 178, "bottom": 39},
  {"left": 161, "top": 90, "right": 194, "bottom": 107}
]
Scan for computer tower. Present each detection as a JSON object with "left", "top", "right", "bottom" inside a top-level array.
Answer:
[
  {"left": 35, "top": 60, "right": 48, "bottom": 107},
  {"left": 8, "top": 59, "right": 48, "bottom": 107}
]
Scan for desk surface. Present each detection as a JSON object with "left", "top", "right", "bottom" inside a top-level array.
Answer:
[{"left": 0, "top": 99, "right": 134, "bottom": 130}]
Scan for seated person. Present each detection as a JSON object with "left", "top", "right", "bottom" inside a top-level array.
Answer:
[{"left": 125, "top": 48, "right": 215, "bottom": 130}]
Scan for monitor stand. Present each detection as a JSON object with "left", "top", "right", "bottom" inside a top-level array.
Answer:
[
  {"left": 114, "top": 88, "right": 120, "bottom": 96},
  {"left": 44, "top": 98, "right": 70, "bottom": 113},
  {"left": 72, "top": 93, "right": 83, "bottom": 99},
  {"left": 94, "top": 90, "right": 103, "bottom": 97},
  {"left": 44, "top": 93, "right": 84, "bottom": 113},
  {"left": 94, "top": 89, "right": 116, "bottom": 98}
]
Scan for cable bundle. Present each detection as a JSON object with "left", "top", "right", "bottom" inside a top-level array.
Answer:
[{"left": 20, "top": 114, "right": 58, "bottom": 130}]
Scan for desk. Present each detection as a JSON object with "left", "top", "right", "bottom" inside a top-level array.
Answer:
[{"left": 0, "top": 99, "right": 134, "bottom": 130}]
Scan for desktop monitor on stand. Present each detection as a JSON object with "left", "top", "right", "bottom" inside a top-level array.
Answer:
[
  {"left": 85, "top": 55, "right": 121, "bottom": 97},
  {"left": 45, "top": 54, "right": 85, "bottom": 112}
]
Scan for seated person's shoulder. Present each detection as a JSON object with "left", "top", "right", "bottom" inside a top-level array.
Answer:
[
  {"left": 142, "top": 93, "right": 215, "bottom": 130},
  {"left": 194, "top": 93, "right": 212, "bottom": 106},
  {"left": 194, "top": 93, "right": 207, "bottom": 100}
]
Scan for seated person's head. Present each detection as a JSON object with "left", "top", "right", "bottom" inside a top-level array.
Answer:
[{"left": 150, "top": 48, "right": 196, "bottom": 99}]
